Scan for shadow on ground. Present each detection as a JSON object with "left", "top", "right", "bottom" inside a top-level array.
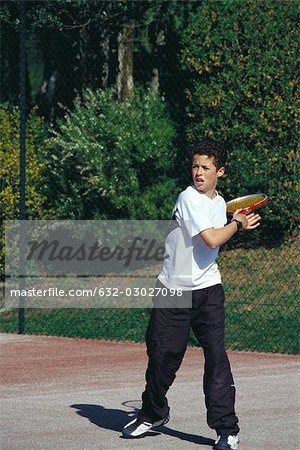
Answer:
[{"left": 71, "top": 402, "right": 215, "bottom": 447}]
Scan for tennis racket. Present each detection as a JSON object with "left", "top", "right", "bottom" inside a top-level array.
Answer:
[{"left": 226, "top": 193, "right": 268, "bottom": 215}]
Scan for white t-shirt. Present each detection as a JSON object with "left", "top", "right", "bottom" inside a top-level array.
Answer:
[{"left": 158, "top": 185, "right": 227, "bottom": 290}]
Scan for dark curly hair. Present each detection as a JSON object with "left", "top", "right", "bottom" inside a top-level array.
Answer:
[{"left": 192, "top": 138, "right": 227, "bottom": 169}]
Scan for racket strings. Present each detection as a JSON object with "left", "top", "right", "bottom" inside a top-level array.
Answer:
[
  {"left": 226, "top": 194, "right": 268, "bottom": 213},
  {"left": 229, "top": 195, "right": 264, "bottom": 210}
]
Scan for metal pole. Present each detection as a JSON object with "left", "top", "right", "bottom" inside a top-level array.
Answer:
[{"left": 18, "top": 0, "right": 26, "bottom": 334}]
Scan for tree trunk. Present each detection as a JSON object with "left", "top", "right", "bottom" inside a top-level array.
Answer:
[
  {"left": 101, "top": 33, "right": 110, "bottom": 88},
  {"left": 117, "top": 22, "right": 135, "bottom": 101},
  {"left": 150, "top": 30, "right": 165, "bottom": 95},
  {"left": 36, "top": 33, "right": 75, "bottom": 123},
  {"left": 150, "top": 68, "right": 159, "bottom": 95}
]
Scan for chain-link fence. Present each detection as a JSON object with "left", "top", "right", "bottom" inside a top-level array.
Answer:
[
  {"left": 1, "top": 226, "right": 299, "bottom": 354},
  {"left": 0, "top": 1, "right": 299, "bottom": 354}
]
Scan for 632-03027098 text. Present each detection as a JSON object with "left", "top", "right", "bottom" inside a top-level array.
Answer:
[{"left": 97, "top": 287, "right": 183, "bottom": 297}]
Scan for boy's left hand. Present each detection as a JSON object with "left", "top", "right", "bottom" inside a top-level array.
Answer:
[
  {"left": 233, "top": 209, "right": 261, "bottom": 231},
  {"left": 244, "top": 213, "right": 261, "bottom": 230}
]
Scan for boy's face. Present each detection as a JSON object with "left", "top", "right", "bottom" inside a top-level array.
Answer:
[{"left": 192, "top": 154, "right": 225, "bottom": 197}]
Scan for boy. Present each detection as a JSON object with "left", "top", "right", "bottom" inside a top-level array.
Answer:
[{"left": 122, "top": 139, "right": 261, "bottom": 450}]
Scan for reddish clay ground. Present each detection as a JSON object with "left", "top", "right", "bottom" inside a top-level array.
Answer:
[{"left": 1, "top": 333, "right": 299, "bottom": 449}]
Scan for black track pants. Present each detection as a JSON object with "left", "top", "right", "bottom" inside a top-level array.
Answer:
[{"left": 140, "top": 283, "right": 239, "bottom": 436}]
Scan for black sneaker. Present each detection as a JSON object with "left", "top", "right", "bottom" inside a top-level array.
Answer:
[
  {"left": 122, "top": 415, "right": 169, "bottom": 438},
  {"left": 214, "top": 434, "right": 239, "bottom": 450}
]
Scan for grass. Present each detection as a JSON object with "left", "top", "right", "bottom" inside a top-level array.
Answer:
[{"left": 0, "top": 239, "right": 299, "bottom": 354}]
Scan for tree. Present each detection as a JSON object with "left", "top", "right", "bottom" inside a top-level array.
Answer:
[
  {"left": 42, "top": 88, "right": 179, "bottom": 220},
  {"left": 0, "top": 1, "right": 32, "bottom": 105},
  {"left": 1, "top": 0, "right": 196, "bottom": 122}
]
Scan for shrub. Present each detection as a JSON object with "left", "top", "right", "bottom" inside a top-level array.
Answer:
[
  {"left": 43, "top": 88, "right": 179, "bottom": 219},
  {"left": 0, "top": 103, "right": 53, "bottom": 279},
  {"left": 181, "top": 0, "right": 299, "bottom": 245}
]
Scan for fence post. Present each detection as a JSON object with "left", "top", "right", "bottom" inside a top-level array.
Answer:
[{"left": 18, "top": 0, "right": 26, "bottom": 334}]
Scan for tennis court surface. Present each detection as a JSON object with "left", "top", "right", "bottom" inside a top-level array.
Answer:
[{"left": 1, "top": 332, "right": 299, "bottom": 449}]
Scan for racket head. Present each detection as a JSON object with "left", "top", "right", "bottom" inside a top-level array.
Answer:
[{"left": 226, "top": 193, "right": 268, "bottom": 215}]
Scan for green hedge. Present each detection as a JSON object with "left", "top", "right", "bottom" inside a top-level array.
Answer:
[
  {"left": 181, "top": 0, "right": 299, "bottom": 245},
  {"left": 0, "top": 104, "right": 54, "bottom": 279}
]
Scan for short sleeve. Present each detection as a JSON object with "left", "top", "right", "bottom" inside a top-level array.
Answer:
[{"left": 176, "top": 189, "right": 213, "bottom": 237}]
